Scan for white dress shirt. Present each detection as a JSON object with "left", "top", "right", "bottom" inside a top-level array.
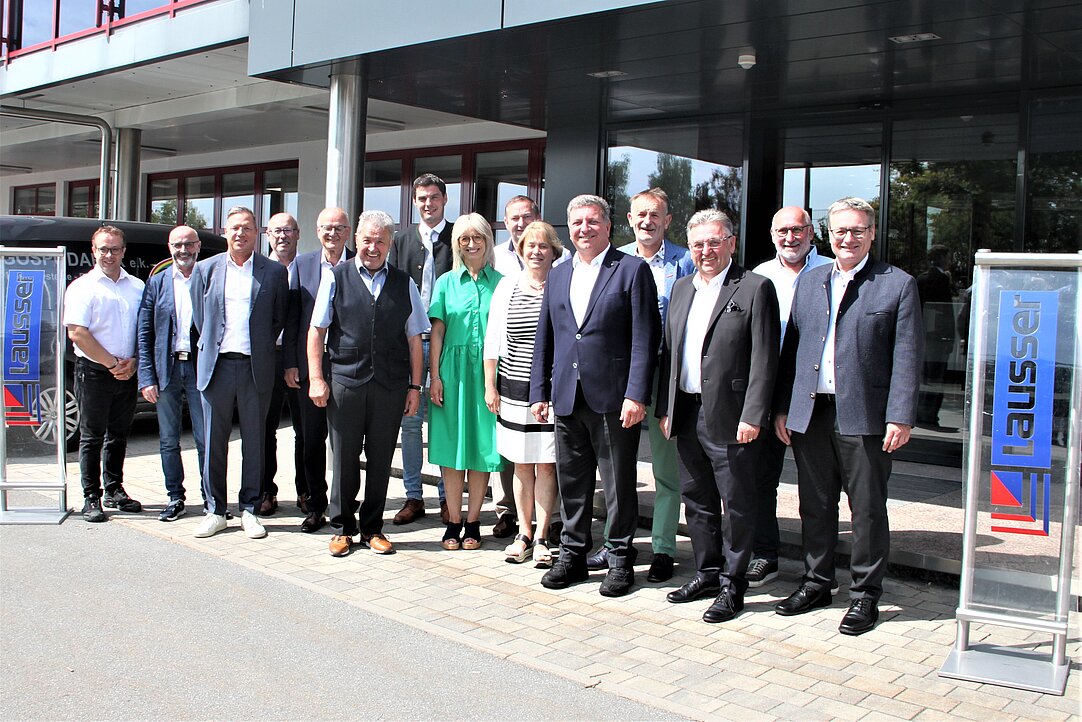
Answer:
[
  {"left": 678, "top": 263, "right": 730, "bottom": 394},
  {"left": 171, "top": 266, "right": 194, "bottom": 354},
  {"left": 418, "top": 219, "right": 446, "bottom": 310},
  {"left": 220, "top": 254, "right": 254, "bottom": 355},
  {"left": 569, "top": 244, "right": 609, "bottom": 327},
  {"left": 63, "top": 266, "right": 145, "bottom": 359},
  {"left": 817, "top": 255, "right": 869, "bottom": 394},
  {"left": 753, "top": 246, "right": 832, "bottom": 345},
  {"left": 633, "top": 241, "right": 668, "bottom": 303}
]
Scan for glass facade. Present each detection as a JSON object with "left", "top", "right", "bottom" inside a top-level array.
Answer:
[{"left": 12, "top": 184, "right": 56, "bottom": 215}]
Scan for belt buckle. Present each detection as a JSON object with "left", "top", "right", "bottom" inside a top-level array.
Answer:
[{"left": 175, "top": 351, "right": 190, "bottom": 361}]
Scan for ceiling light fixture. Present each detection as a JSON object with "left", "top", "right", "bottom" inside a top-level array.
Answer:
[
  {"left": 587, "top": 70, "right": 626, "bottom": 79},
  {"left": 737, "top": 53, "right": 757, "bottom": 70},
  {"left": 888, "top": 32, "right": 941, "bottom": 44},
  {"left": 0, "top": 164, "right": 33, "bottom": 174}
]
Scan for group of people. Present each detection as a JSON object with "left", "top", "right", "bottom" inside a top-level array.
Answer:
[{"left": 63, "top": 172, "right": 922, "bottom": 637}]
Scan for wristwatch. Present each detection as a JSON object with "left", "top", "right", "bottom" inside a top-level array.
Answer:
[{"left": 408, "top": 383, "right": 422, "bottom": 391}]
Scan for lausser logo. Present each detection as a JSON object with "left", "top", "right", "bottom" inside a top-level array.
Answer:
[
  {"left": 3, "top": 269, "right": 44, "bottom": 429},
  {"left": 988, "top": 290, "right": 1058, "bottom": 537}
]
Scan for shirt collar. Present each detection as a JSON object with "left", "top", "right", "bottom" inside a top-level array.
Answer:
[
  {"left": 227, "top": 253, "right": 254, "bottom": 271},
  {"left": 419, "top": 219, "right": 447, "bottom": 239},
  {"left": 692, "top": 259, "right": 731, "bottom": 290},
  {"left": 90, "top": 264, "right": 131, "bottom": 284},
  {"left": 635, "top": 240, "right": 666, "bottom": 264},
  {"left": 832, "top": 254, "right": 869, "bottom": 281},
  {"left": 573, "top": 244, "right": 610, "bottom": 269},
  {"left": 355, "top": 257, "right": 388, "bottom": 277},
  {"left": 457, "top": 264, "right": 496, "bottom": 281},
  {"left": 774, "top": 245, "right": 821, "bottom": 273},
  {"left": 171, "top": 264, "right": 192, "bottom": 281}
]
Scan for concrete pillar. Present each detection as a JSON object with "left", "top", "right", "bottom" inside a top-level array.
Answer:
[
  {"left": 114, "top": 127, "right": 141, "bottom": 221},
  {"left": 325, "top": 59, "right": 367, "bottom": 226}
]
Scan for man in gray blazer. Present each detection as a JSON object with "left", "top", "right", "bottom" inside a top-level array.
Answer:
[
  {"left": 136, "top": 225, "right": 205, "bottom": 522},
  {"left": 656, "top": 209, "right": 779, "bottom": 622},
  {"left": 190, "top": 206, "right": 289, "bottom": 539},
  {"left": 773, "top": 196, "right": 923, "bottom": 635}
]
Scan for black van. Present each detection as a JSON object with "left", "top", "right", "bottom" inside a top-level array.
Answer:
[{"left": 0, "top": 216, "right": 226, "bottom": 447}]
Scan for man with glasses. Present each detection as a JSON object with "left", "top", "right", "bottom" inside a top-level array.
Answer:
[
  {"left": 258, "top": 213, "right": 306, "bottom": 518},
  {"left": 656, "top": 209, "right": 779, "bottom": 623},
  {"left": 64, "top": 225, "right": 146, "bottom": 522},
  {"left": 773, "top": 197, "right": 922, "bottom": 635},
  {"left": 137, "top": 225, "right": 206, "bottom": 522},
  {"left": 191, "top": 206, "right": 289, "bottom": 539},
  {"left": 387, "top": 174, "right": 452, "bottom": 525},
  {"left": 282, "top": 207, "right": 355, "bottom": 534},
  {"left": 747, "top": 207, "right": 832, "bottom": 586}
]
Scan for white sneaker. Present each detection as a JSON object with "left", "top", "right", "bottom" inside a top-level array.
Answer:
[
  {"left": 194, "top": 514, "right": 228, "bottom": 538},
  {"left": 241, "top": 510, "right": 267, "bottom": 539}
]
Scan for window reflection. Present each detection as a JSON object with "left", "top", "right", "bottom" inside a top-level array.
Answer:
[
  {"left": 411, "top": 155, "right": 461, "bottom": 224},
  {"left": 364, "top": 159, "right": 402, "bottom": 224},
  {"left": 58, "top": 0, "right": 96, "bottom": 35},
  {"left": 149, "top": 178, "right": 179, "bottom": 225}
]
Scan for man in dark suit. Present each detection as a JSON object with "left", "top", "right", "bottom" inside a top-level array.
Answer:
[
  {"left": 137, "top": 225, "right": 206, "bottom": 522},
  {"left": 259, "top": 212, "right": 305, "bottom": 518},
  {"left": 530, "top": 194, "right": 661, "bottom": 597},
  {"left": 773, "top": 196, "right": 923, "bottom": 635},
  {"left": 915, "top": 244, "right": 954, "bottom": 427},
  {"left": 282, "top": 207, "right": 355, "bottom": 534},
  {"left": 308, "top": 210, "right": 430, "bottom": 557},
  {"left": 190, "top": 206, "right": 289, "bottom": 539},
  {"left": 387, "top": 173, "right": 451, "bottom": 525},
  {"left": 657, "top": 209, "right": 780, "bottom": 623}
]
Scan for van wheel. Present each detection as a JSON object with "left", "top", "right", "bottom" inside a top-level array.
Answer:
[{"left": 33, "top": 386, "right": 80, "bottom": 448}]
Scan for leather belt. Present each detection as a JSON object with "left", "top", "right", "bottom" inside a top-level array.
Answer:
[
  {"left": 174, "top": 352, "right": 191, "bottom": 361},
  {"left": 678, "top": 390, "right": 703, "bottom": 405},
  {"left": 815, "top": 393, "right": 836, "bottom": 403},
  {"left": 219, "top": 352, "right": 250, "bottom": 360},
  {"left": 421, "top": 333, "right": 432, "bottom": 341}
]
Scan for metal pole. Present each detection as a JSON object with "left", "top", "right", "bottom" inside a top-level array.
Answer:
[
  {"left": 0, "top": 105, "right": 113, "bottom": 219},
  {"left": 325, "top": 59, "right": 368, "bottom": 227},
  {"left": 113, "top": 128, "right": 142, "bottom": 221}
]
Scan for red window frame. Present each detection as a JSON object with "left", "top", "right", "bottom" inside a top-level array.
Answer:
[{"left": 12, "top": 182, "right": 56, "bottom": 215}]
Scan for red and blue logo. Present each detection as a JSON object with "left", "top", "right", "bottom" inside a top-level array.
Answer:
[{"left": 3, "top": 269, "right": 44, "bottom": 428}]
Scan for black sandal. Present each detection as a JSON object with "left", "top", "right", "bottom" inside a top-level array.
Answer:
[
  {"left": 441, "top": 522, "right": 462, "bottom": 550},
  {"left": 461, "top": 520, "right": 482, "bottom": 550}
]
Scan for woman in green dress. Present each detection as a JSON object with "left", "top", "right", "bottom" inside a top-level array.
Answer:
[{"left": 428, "top": 213, "right": 503, "bottom": 550}]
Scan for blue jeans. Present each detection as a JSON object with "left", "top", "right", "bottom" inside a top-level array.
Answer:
[
  {"left": 156, "top": 359, "right": 206, "bottom": 502},
  {"left": 400, "top": 339, "right": 444, "bottom": 501}
]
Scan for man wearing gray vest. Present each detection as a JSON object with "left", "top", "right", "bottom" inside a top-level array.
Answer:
[{"left": 308, "top": 210, "right": 430, "bottom": 557}]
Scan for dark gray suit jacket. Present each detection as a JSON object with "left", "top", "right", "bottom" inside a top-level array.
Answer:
[
  {"left": 775, "top": 256, "right": 923, "bottom": 436},
  {"left": 137, "top": 268, "right": 197, "bottom": 392},
  {"left": 282, "top": 248, "right": 354, "bottom": 379},
  {"left": 387, "top": 222, "right": 454, "bottom": 293},
  {"left": 657, "top": 263, "right": 780, "bottom": 445},
  {"left": 190, "top": 252, "right": 289, "bottom": 392}
]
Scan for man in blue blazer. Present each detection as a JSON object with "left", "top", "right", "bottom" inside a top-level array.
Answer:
[
  {"left": 190, "top": 206, "right": 289, "bottom": 539},
  {"left": 773, "top": 197, "right": 923, "bottom": 635},
  {"left": 282, "top": 207, "right": 355, "bottom": 534},
  {"left": 136, "top": 225, "right": 206, "bottom": 522},
  {"left": 530, "top": 194, "right": 661, "bottom": 597}
]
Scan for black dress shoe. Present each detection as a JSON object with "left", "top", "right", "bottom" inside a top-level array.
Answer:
[
  {"left": 775, "top": 583, "right": 832, "bottom": 616},
  {"left": 703, "top": 587, "right": 744, "bottom": 623},
  {"left": 666, "top": 575, "right": 721, "bottom": 604},
  {"left": 838, "top": 598, "right": 879, "bottom": 635},
  {"left": 540, "top": 560, "right": 589, "bottom": 589},
  {"left": 300, "top": 511, "right": 326, "bottom": 533},
  {"left": 599, "top": 567, "right": 635, "bottom": 597},
  {"left": 585, "top": 546, "right": 610, "bottom": 571},
  {"left": 647, "top": 553, "right": 674, "bottom": 583}
]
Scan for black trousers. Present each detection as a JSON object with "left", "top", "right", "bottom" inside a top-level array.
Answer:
[
  {"left": 789, "top": 396, "right": 892, "bottom": 601},
  {"left": 294, "top": 376, "right": 330, "bottom": 514},
  {"left": 75, "top": 358, "right": 137, "bottom": 498},
  {"left": 201, "top": 356, "right": 271, "bottom": 515},
  {"left": 674, "top": 395, "right": 759, "bottom": 596},
  {"left": 752, "top": 429, "right": 787, "bottom": 561},
  {"left": 263, "top": 348, "right": 306, "bottom": 499},
  {"left": 554, "top": 386, "right": 641, "bottom": 569},
  {"left": 327, "top": 378, "right": 405, "bottom": 537}
]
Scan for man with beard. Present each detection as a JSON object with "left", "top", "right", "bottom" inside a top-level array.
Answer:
[{"left": 137, "top": 225, "right": 206, "bottom": 521}]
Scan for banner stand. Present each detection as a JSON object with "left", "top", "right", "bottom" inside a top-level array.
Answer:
[
  {"left": 0, "top": 247, "right": 71, "bottom": 525},
  {"left": 939, "top": 250, "right": 1080, "bottom": 695}
]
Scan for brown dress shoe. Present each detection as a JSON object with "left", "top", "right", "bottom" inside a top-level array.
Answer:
[
  {"left": 362, "top": 532, "right": 394, "bottom": 554},
  {"left": 329, "top": 535, "right": 353, "bottom": 557},
  {"left": 491, "top": 513, "right": 518, "bottom": 539},
  {"left": 440, "top": 500, "right": 450, "bottom": 524},
  {"left": 296, "top": 494, "right": 310, "bottom": 514},
  {"left": 256, "top": 494, "right": 277, "bottom": 517},
  {"left": 393, "top": 498, "right": 425, "bottom": 525}
]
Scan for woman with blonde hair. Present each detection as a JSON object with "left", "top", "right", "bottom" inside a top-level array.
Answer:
[
  {"left": 429, "top": 213, "right": 503, "bottom": 550},
  {"left": 483, "top": 221, "right": 562, "bottom": 566}
]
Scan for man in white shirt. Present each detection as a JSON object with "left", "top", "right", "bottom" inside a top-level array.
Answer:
[
  {"left": 190, "top": 207, "right": 289, "bottom": 539},
  {"left": 746, "top": 206, "right": 832, "bottom": 587},
  {"left": 136, "top": 225, "right": 206, "bottom": 522},
  {"left": 64, "top": 225, "right": 146, "bottom": 522}
]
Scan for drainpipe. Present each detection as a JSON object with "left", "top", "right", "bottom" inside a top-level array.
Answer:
[{"left": 0, "top": 105, "right": 112, "bottom": 220}]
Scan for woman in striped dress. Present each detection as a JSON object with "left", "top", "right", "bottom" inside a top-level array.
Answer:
[{"left": 484, "top": 222, "right": 564, "bottom": 566}]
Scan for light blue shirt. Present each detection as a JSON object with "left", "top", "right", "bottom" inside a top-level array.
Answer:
[{"left": 310, "top": 257, "right": 431, "bottom": 338}]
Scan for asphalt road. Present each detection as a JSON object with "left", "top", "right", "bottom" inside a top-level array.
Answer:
[{"left": 1, "top": 520, "right": 678, "bottom": 721}]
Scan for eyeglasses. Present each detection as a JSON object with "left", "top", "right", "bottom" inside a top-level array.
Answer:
[
  {"left": 458, "top": 234, "right": 487, "bottom": 246},
  {"left": 773, "top": 225, "right": 810, "bottom": 237},
  {"left": 689, "top": 236, "right": 732, "bottom": 252},
  {"left": 318, "top": 224, "right": 349, "bottom": 234},
  {"left": 267, "top": 227, "right": 297, "bottom": 236},
  {"left": 830, "top": 225, "right": 872, "bottom": 240},
  {"left": 169, "top": 241, "right": 199, "bottom": 250},
  {"left": 95, "top": 246, "right": 124, "bottom": 256}
]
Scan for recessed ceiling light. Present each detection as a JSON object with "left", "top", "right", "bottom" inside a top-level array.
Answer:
[
  {"left": 587, "top": 70, "right": 626, "bottom": 79},
  {"left": 889, "top": 32, "right": 941, "bottom": 44}
]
